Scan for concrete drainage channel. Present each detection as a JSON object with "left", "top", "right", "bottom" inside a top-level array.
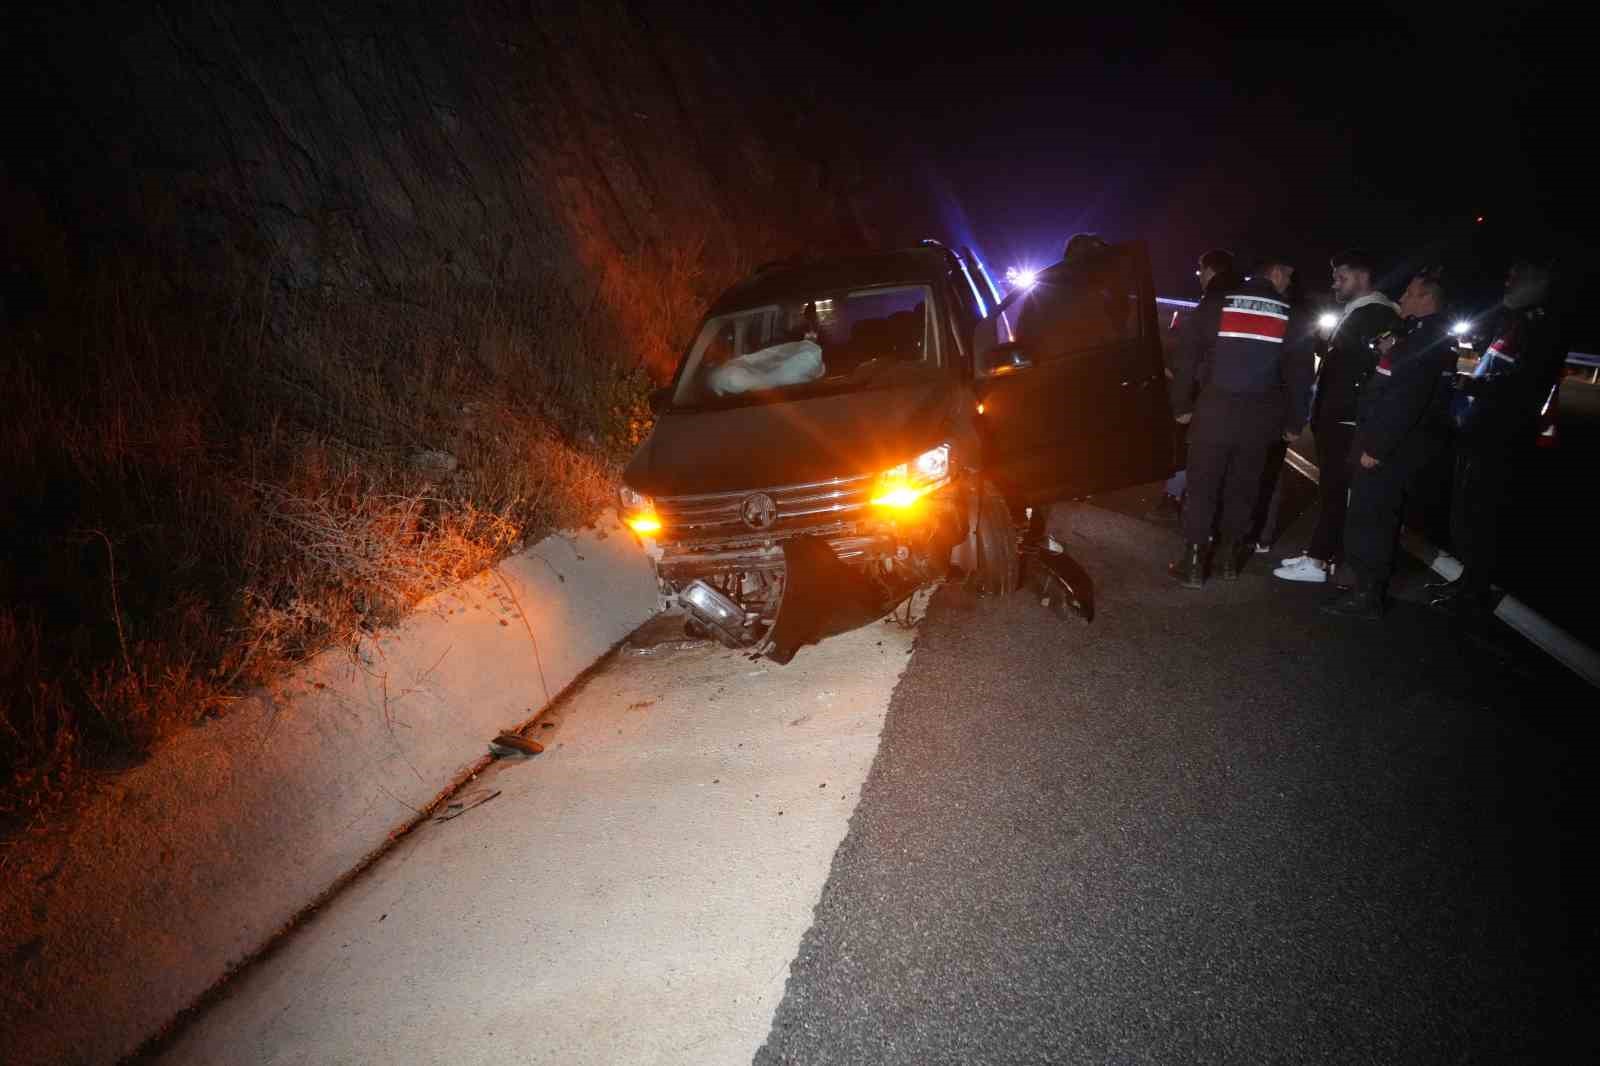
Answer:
[
  {"left": 0, "top": 518, "right": 661, "bottom": 1066},
  {"left": 1281, "top": 447, "right": 1600, "bottom": 688}
]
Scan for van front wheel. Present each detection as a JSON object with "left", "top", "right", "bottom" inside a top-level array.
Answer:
[{"left": 974, "top": 482, "right": 1020, "bottom": 596}]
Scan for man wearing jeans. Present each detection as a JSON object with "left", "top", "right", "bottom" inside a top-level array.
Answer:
[{"left": 1275, "top": 250, "right": 1400, "bottom": 583}]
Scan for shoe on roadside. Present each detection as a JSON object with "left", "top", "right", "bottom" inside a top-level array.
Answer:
[
  {"left": 1168, "top": 542, "right": 1204, "bottom": 589},
  {"left": 1425, "top": 567, "right": 1478, "bottom": 598},
  {"left": 1254, "top": 542, "right": 1273, "bottom": 555},
  {"left": 1273, "top": 555, "right": 1328, "bottom": 583}
]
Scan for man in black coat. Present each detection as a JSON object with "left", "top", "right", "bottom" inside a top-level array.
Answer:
[
  {"left": 1273, "top": 251, "right": 1401, "bottom": 585},
  {"left": 1146, "top": 248, "right": 1239, "bottom": 525},
  {"left": 1014, "top": 232, "right": 1121, "bottom": 359},
  {"left": 1324, "top": 268, "right": 1459, "bottom": 618},
  {"left": 1168, "top": 257, "right": 1316, "bottom": 587},
  {"left": 1429, "top": 256, "right": 1568, "bottom": 612}
]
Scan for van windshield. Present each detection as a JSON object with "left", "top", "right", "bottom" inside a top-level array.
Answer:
[{"left": 671, "top": 285, "right": 940, "bottom": 407}]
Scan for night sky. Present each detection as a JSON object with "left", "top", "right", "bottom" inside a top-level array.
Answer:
[{"left": 811, "top": 2, "right": 1590, "bottom": 337}]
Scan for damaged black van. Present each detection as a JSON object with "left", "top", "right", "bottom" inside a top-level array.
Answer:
[{"left": 618, "top": 240, "right": 1174, "bottom": 662}]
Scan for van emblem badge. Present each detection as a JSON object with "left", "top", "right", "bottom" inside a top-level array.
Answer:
[{"left": 741, "top": 493, "right": 778, "bottom": 530}]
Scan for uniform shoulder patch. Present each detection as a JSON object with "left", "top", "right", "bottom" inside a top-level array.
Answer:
[{"left": 1217, "top": 294, "right": 1289, "bottom": 344}]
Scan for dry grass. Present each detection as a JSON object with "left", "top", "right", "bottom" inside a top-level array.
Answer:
[{"left": 0, "top": 254, "right": 671, "bottom": 823}]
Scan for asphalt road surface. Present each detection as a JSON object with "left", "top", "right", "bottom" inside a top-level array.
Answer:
[{"left": 756, "top": 498, "right": 1594, "bottom": 1065}]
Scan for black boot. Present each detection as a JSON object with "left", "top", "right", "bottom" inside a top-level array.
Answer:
[
  {"left": 1219, "top": 538, "right": 1251, "bottom": 581},
  {"left": 1320, "top": 576, "right": 1383, "bottom": 619},
  {"left": 1428, "top": 569, "right": 1494, "bottom": 609},
  {"left": 1168, "top": 543, "right": 1204, "bottom": 589},
  {"left": 1424, "top": 573, "right": 1459, "bottom": 595}
]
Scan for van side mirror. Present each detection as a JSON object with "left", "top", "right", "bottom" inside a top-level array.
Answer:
[
  {"left": 648, "top": 386, "right": 673, "bottom": 414},
  {"left": 978, "top": 341, "right": 1033, "bottom": 379}
]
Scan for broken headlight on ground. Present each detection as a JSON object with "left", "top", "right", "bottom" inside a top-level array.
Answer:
[{"left": 679, "top": 579, "right": 750, "bottom": 646}]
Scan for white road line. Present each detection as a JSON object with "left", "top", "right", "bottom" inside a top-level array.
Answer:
[{"left": 1284, "top": 447, "right": 1600, "bottom": 689}]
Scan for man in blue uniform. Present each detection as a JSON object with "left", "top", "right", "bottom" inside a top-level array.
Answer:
[
  {"left": 1323, "top": 267, "right": 1458, "bottom": 618},
  {"left": 1168, "top": 257, "right": 1316, "bottom": 587}
]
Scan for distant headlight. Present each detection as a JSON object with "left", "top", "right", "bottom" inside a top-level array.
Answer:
[{"left": 1317, "top": 312, "right": 1339, "bottom": 331}]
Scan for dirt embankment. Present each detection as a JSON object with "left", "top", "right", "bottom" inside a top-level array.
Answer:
[{"left": 0, "top": 1, "right": 872, "bottom": 817}]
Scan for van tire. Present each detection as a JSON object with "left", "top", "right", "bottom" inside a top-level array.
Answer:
[{"left": 975, "top": 482, "right": 1020, "bottom": 596}]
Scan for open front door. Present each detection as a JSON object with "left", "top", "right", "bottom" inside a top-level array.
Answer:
[{"left": 974, "top": 240, "right": 1174, "bottom": 506}]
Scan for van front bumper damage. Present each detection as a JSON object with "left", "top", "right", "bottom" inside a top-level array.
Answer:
[{"left": 641, "top": 501, "right": 963, "bottom": 664}]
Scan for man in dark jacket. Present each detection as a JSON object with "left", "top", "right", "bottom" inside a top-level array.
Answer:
[
  {"left": 1429, "top": 256, "right": 1567, "bottom": 612},
  {"left": 1169, "top": 257, "right": 1317, "bottom": 587},
  {"left": 1323, "top": 268, "right": 1458, "bottom": 618},
  {"left": 1146, "top": 249, "right": 1239, "bottom": 525},
  {"left": 1273, "top": 251, "right": 1401, "bottom": 584}
]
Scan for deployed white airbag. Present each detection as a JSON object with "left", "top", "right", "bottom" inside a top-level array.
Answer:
[{"left": 706, "top": 339, "right": 824, "bottom": 395}]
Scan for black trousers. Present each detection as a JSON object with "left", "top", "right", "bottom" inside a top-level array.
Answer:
[
  {"left": 1344, "top": 456, "right": 1422, "bottom": 593},
  {"left": 1450, "top": 444, "right": 1514, "bottom": 595},
  {"left": 1307, "top": 418, "right": 1357, "bottom": 563},
  {"left": 1251, "top": 440, "right": 1289, "bottom": 546},
  {"left": 1182, "top": 435, "right": 1276, "bottom": 546}
]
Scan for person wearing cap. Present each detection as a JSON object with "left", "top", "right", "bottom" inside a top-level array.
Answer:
[
  {"left": 1273, "top": 251, "right": 1401, "bottom": 585},
  {"left": 1167, "top": 257, "right": 1316, "bottom": 587},
  {"left": 1428, "top": 256, "right": 1568, "bottom": 612},
  {"left": 1146, "top": 248, "right": 1239, "bottom": 525},
  {"left": 1323, "top": 268, "right": 1458, "bottom": 618}
]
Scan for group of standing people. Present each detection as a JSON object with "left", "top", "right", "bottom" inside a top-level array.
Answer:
[{"left": 1159, "top": 246, "right": 1566, "bottom": 619}]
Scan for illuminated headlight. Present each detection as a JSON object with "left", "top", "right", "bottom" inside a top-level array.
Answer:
[
  {"left": 618, "top": 485, "right": 660, "bottom": 536},
  {"left": 1451, "top": 320, "right": 1471, "bottom": 336},
  {"left": 871, "top": 444, "right": 951, "bottom": 510},
  {"left": 913, "top": 443, "right": 950, "bottom": 481},
  {"left": 1317, "top": 312, "right": 1339, "bottom": 331}
]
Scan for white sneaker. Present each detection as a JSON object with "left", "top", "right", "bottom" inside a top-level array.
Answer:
[
  {"left": 1254, "top": 542, "right": 1273, "bottom": 555},
  {"left": 1274, "top": 556, "right": 1329, "bottom": 583}
]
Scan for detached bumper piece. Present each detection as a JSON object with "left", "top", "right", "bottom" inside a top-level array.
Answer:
[
  {"left": 758, "top": 536, "right": 899, "bottom": 665},
  {"left": 1023, "top": 538, "right": 1095, "bottom": 623},
  {"left": 678, "top": 538, "right": 907, "bottom": 664}
]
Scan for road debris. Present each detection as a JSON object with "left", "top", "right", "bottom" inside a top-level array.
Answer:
[
  {"left": 433, "top": 787, "right": 501, "bottom": 821},
  {"left": 488, "top": 732, "right": 544, "bottom": 757}
]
